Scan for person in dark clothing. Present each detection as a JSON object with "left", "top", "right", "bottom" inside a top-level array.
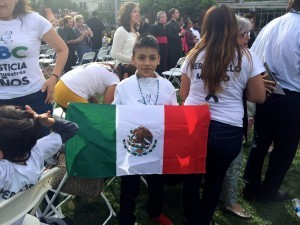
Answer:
[
  {"left": 139, "top": 16, "right": 150, "bottom": 34},
  {"left": 86, "top": 11, "right": 106, "bottom": 52},
  {"left": 183, "top": 19, "right": 195, "bottom": 53},
  {"left": 57, "top": 16, "right": 87, "bottom": 72},
  {"left": 165, "top": 8, "right": 184, "bottom": 70},
  {"left": 148, "top": 11, "right": 168, "bottom": 74}
]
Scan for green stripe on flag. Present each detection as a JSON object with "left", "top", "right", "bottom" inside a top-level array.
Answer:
[{"left": 66, "top": 103, "right": 116, "bottom": 178}]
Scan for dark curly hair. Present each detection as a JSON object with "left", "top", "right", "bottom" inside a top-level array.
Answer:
[
  {"left": 0, "top": 105, "right": 38, "bottom": 162},
  {"left": 13, "top": 0, "right": 32, "bottom": 18},
  {"left": 117, "top": 2, "right": 139, "bottom": 32}
]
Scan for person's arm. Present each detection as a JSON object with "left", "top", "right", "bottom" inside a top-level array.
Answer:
[
  {"left": 86, "top": 25, "right": 93, "bottom": 37},
  {"left": 41, "top": 28, "right": 69, "bottom": 104},
  {"left": 246, "top": 74, "right": 266, "bottom": 104},
  {"left": 67, "top": 30, "right": 88, "bottom": 44},
  {"left": 111, "top": 27, "right": 132, "bottom": 63},
  {"left": 103, "top": 84, "right": 117, "bottom": 104},
  {"left": 180, "top": 73, "right": 191, "bottom": 105},
  {"left": 50, "top": 118, "right": 79, "bottom": 143},
  {"left": 25, "top": 105, "right": 79, "bottom": 142}
]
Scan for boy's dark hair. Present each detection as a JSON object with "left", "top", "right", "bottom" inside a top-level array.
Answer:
[
  {"left": 0, "top": 105, "right": 39, "bottom": 162},
  {"left": 132, "top": 34, "right": 160, "bottom": 56}
]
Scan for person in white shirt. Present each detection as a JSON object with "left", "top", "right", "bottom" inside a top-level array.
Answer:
[
  {"left": 219, "top": 15, "right": 253, "bottom": 220},
  {"left": 243, "top": 0, "right": 300, "bottom": 202},
  {"left": 0, "top": 105, "right": 78, "bottom": 202},
  {"left": 111, "top": 2, "right": 140, "bottom": 65},
  {"left": 180, "top": 5, "right": 265, "bottom": 225},
  {"left": 190, "top": 20, "right": 200, "bottom": 44},
  {"left": 54, "top": 62, "right": 136, "bottom": 110},
  {"left": 0, "top": 0, "right": 68, "bottom": 138},
  {"left": 113, "top": 35, "right": 176, "bottom": 225}
]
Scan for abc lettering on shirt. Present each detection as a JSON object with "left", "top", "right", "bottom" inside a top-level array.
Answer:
[{"left": 0, "top": 31, "right": 30, "bottom": 87}]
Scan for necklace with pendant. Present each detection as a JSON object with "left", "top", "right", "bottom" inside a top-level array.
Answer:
[{"left": 136, "top": 75, "right": 159, "bottom": 105}]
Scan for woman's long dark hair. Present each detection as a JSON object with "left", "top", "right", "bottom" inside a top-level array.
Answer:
[
  {"left": 187, "top": 5, "right": 250, "bottom": 95},
  {"left": 117, "top": 2, "right": 139, "bottom": 32},
  {"left": 13, "top": 0, "right": 32, "bottom": 18}
]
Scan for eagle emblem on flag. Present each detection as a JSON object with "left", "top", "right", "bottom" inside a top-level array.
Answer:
[{"left": 123, "top": 126, "right": 157, "bottom": 156}]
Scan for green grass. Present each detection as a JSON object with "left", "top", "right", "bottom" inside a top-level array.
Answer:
[{"left": 60, "top": 132, "right": 300, "bottom": 225}]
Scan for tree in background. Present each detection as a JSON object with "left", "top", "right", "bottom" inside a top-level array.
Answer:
[
  {"left": 139, "top": 0, "right": 216, "bottom": 23},
  {"left": 31, "top": 0, "right": 88, "bottom": 20}
]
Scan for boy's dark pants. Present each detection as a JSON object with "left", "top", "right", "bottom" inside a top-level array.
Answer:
[{"left": 119, "top": 174, "right": 164, "bottom": 225}]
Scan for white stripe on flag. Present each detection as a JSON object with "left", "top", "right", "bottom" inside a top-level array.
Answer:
[{"left": 116, "top": 105, "right": 165, "bottom": 176}]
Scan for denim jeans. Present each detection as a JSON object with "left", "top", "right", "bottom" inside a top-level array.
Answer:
[
  {"left": 183, "top": 120, "right": 243, "bottom": 225},
  {"left": 76, "top": 45, "right": 92, "bottom": 63},
  {"left": 0, "top": 90, "right": 53, "bottom": 137},
  {"left": 201, "top": 120, "right": 243, "bottom": 224}
]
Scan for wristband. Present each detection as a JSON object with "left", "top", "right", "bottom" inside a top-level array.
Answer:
[{"left": 51, "top": 74, "right": 60, "bottom": 80}]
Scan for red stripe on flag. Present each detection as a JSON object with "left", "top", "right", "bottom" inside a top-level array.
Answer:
[{"left": 163, "top": 105, "right": 210, "bottom": 174}]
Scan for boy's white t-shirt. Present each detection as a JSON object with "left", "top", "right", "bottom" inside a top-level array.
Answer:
[
  {"left": 0, "top": 133, "right": 62, "bottom": 202},
  {"left": 112, "top": 72, "right": 177, "bottom": 105},
  {"left": 0, "top": 12, "right": 52, "bottom": 99},
  {"left": 60, "top": 63, "right": 120, "bottom": 99},
  {"left": 181, "top": 49, "right": 264, "bottom": 127}
]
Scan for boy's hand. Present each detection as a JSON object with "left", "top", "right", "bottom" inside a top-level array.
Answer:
[{"left": 25, "top": 105, "right": 55, "bottom": 127}]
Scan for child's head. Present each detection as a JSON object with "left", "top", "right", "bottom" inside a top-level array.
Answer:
[
  {"left": 0, "top": 105, "right": 38, "bottom": 162},
  {"left": 115, "top": 63, "right": 137, "bottom": 81},
  {"left": 131, "top": 34, "right": 160, "bottom": 78}
]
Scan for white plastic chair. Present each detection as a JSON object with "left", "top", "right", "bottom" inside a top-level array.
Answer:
[
  {"left": 0, "top": 167, "right": 60, "bottom": 225},
  {"left": 39, "top": 44, "right": 51, "bottom": 57},
  {"left": 39, "top": 49, "right": 56, "bottom": 79},
  {"left": 95, "top": 49, "right": 109, "bottom": 62},
  {"left": 162, "top": 57, "right": 186, "bottom": 86},
  {"left": 72, "top": 52, "right": 96, "bottom": 69}
]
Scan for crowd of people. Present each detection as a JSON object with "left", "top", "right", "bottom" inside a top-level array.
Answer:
[{"left": 0, "top": 0, "right": 299, "bottom": 225}]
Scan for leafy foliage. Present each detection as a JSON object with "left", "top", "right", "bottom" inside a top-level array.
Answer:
[{"left": 139, "top": 0, "right": 216, "bottom": 21}]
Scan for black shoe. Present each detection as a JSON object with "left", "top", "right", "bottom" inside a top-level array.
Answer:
[{"left": 258, "top": 189, "right": 289, "bottom": 202}]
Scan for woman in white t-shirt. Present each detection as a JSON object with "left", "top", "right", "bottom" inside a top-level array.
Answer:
[
  {"left": 54, "top": 63, "right": 136, "bottom": 110},
  {"left": 0, "top": 0, "right": 68, "bottom": 136},
  {"left": 111, "top": 2, "right": 140, "bottom": 64},
  {"left": 179, "top": 5, "right": 265, "bottom": 225}
]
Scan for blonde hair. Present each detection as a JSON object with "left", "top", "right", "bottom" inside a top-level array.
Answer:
[{"left": 74, "top": 15, "right": 84, "bottom": 22}]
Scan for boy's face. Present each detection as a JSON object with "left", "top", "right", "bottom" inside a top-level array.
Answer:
[{"left": 131, "top": 47, "right": 160, "bottom": 78}]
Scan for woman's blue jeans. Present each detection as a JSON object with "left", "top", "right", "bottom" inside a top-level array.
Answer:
[
  {"left": 183, "top": 120, "right": 243, "bottom": 225},
  {"left": 0, "top": 90, "right": 53, "bottom": 137}
]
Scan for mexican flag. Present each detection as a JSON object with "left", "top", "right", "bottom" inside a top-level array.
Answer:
[{"left": 65, "top": 103, "right": 210, "bottom": 178}]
